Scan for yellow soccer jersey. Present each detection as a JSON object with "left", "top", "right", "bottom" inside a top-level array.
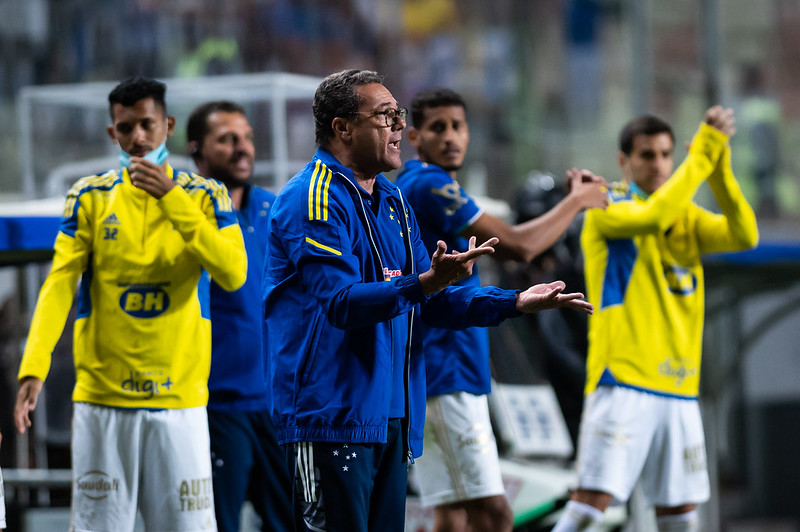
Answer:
[
  {"left": 582, "top": 124, "right": 758, "bottom": 398},
  {"left": 19, "top": 164, "right": 247, "bottom": 409}
]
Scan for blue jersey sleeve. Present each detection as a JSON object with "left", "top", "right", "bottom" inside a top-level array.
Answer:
[{"left": 405, "top": 166, "right": 483, "bottom": 240}]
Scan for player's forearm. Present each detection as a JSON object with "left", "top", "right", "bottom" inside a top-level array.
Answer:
[
  {"left": 471, "top": 194, "right": 582, "bottom": 263},
  {"left": 422, "top": 285, "right": 518, "bottom": 329},
  {"left": 649, "top": 123, "right": 727, "bottom": 225},
  {"left": 159, "top": 187, "right": 248, "bottom": 291},
  {"left": 327, "top": 274, "right": 424, "bottom": 328},
  {"left": 191, "top": 224, "right": 248, "bottom": 291},
  {"left": 707, "top": 148, "right": 759, "bottom": 249},
  {"left": 507, "top": 193, "right": 582, "bottom": 262},
  {"left": 19, "top": 274, "right": 78, "bottom": 382},
  {"left": 19, "top": 233, "right": 86, "bottom": 381}
]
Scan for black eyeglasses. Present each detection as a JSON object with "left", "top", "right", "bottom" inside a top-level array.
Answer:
[{"left": 351, "top": 107, "right": 408, "bottom": 127}]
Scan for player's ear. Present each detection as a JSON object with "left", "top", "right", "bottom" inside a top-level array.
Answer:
[
  {"left": 407, "top": 127, "right": 420, "bottom": 148},
  {"left": 107, "top": 125, "right": 118, "bottom": 144},
  {"left": 617, "top": 151, "right": 626, "bottom": 171},
  {"left": 332, "top": 117, "right": 351, "bottom": 142},
  {"left": 188, "top": 141, "right": 201, "bottom": 161}
]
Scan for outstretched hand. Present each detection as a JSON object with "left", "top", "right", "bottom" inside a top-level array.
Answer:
[
  {"left": 515, "top": 280, "right": 593, "bottom": 314},
  {"left": 418, "top": 236, "right": 499, "bottom": 296},
  {"left": 14, "top": 377, "right": 43, "bottom": 434}
]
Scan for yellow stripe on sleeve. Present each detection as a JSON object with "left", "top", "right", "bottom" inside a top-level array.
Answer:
[
  {"left": 305, "top": 237, "right": 342, "bottom": 256},
  {"left": 315, "top": 164, "right": 326, "bottom": 220},
  {"left": 63, "top": 196, "right": 77, "bottom": 218},
  {"left": 322, "top": 167, "right": 332, "bottom": 221},
  {"left": 308, "top": 160, "right": 322, "bottom": 221}
]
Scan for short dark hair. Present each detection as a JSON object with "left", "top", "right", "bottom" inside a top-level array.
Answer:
[
  {"left": 410, "top": 87, "right": 467, "bottom": 128},
  {"left": 618, "top": 115, "right": 674, "bottom": 155},
  {"left": 313, "top": 69, "right": 384, "bottom": 146},
  {"left": 108, "top": 76, "right": 167, "bottom": 119},
  {"left": 186, "top": 101, "right": 247, "bottom": 157}
]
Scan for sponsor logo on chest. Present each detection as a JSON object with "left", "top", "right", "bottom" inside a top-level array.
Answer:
[
  {"left": 118, "top": 282, "right": 170, "bottom": 317},
  {"left": 663, "top": 263, "right": 697, "bottom": 295}
]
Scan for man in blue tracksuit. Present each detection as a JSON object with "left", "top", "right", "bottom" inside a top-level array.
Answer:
[
  {"left": 188, "top": 101, "right": 292, "bottom": 532},
  {"left": 263, "top": 69, "right": 594, "bottom": 532}
]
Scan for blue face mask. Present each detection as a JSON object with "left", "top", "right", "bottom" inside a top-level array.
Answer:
[{"left": 119, "top": 140, "right": 170, "bottom": 169}]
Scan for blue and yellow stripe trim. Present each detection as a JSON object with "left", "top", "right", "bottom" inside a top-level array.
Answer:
[
  {"left": 308, "top": 160, "right": 333, "bottom": 221},
  {"left": 305, "top": 237, "right": 341, "bottom": 256},
  {"left": 61, "top": 170, "right": 122, "bottom": 237}
]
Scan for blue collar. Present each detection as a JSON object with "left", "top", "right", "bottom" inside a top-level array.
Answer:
[
  {"left": 313, "top": 147, "right": 400, "bottom": 200},
  {"left": 629, "top": 181, "right": 650, "bottom": 199}
]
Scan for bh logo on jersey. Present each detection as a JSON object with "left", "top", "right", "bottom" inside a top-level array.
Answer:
[
  {"left": 663, "top": 263, "right": 697, "bottom": 295},
  {"left": 119, "top": 283, "right": 170, "bottom": 317}
]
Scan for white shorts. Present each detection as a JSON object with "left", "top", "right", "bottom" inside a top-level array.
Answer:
[
  {"left": 413, "top": 392, "right": 504, "bottom": 507},
  {"left": 575, "top": 386, "right": 709, "bottom": 507},
  {"left": 71, "top": 403, "right": 216, "bottom": 532},
  {"left": 0, "top": 466, "right": 6, "bottom": 529}
]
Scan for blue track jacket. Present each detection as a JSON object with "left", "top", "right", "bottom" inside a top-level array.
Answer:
[{"left": 264, "top": 148, "right": 520, "bottom": 458}]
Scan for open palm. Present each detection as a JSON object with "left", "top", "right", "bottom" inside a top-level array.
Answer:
[{"left": 516, "top": 280, "right": 593, "bottom": 314}]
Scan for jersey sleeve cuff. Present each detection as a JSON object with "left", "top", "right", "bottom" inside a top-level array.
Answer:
[
  {"left": 694, "top": 122, "right": 728, "bottom": 159},
  {"left": 399, "top": 274, "right": 428, "bottom": 304},
  {"left": 157, "top": 183, "right": 188, "bottom": 209},
  {"left": 17, "top": 363, "right": 48, "bottom": 383},
  {"left": 501, "top": 290, "right": 522, "bottom": 318},
  {"left": 457, "top": 207, "right": 485, "bottom": 234}
]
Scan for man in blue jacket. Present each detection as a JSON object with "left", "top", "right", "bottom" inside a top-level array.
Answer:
[
  {"left": 263, "top": 69, "right": 594, "bottom": 532},
  {"left": 188, "top": 101, "right": 292, "bottom": 532}
]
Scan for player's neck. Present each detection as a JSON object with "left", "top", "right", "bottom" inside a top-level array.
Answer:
[
  {"left": 420, "top": 158, "right": 458, "bottom": 181},
  {"left": 227, "top": 185, "right": 245, "bottom": 210}
]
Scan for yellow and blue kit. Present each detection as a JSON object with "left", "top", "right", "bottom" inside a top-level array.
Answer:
[
  {"left": 582, "top": 123, "right": 758, "bottom": 399},
  {"left": 18, "top": 164, "right": 247, "bottom": 409}
]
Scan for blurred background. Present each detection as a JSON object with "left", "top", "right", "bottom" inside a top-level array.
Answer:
[{"left": 0, "top": 0, "right": 799, "bottom": 531}]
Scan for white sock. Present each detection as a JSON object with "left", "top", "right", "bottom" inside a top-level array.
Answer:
[
  {"left": 656, "top": 510, "right": 699, "bottom": 532},
  {"left": 552, "top": 500, "right": 605, "bottom": 532}
]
